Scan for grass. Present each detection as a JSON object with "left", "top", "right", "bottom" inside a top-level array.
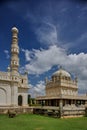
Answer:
[{"left": 0, "top": 114, "right": 87, "bottom": 130}]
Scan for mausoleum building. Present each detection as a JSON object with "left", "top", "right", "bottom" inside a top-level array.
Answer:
[{"left": 36, "top": 67, "right": 87, "bottom": 117}]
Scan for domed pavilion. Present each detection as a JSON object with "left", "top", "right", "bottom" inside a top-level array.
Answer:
[{"left": 36, "top": 67, "right": 87, "bottom": 117}]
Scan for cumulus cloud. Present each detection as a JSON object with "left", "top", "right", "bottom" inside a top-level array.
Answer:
[
  {"left": 21, "top": 45, "right": 87, "bottom": 93},
  {"left": 21, "top": 45, "right": 66, "bottom": 75},
  {"left": 21, "top": 49, "right": 32, "bottom": 62},
  {"left": 7, "top": 0, "right": 87, "bottom": 94},
  {"left": 4, "top": 50, "right": 10, "bottom": 59},
  {"left": 35, "top": 22, "right": 58, "bottom": 46},
  {"left": 29, "top": 81, "right": 45, "bottom": 97}
]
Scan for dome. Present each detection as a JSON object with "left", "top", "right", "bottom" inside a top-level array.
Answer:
[
  {"left": 12, "top": 27, "right": 18, "bottom": 33},
  {"left": 52, "top": 68, "right": 71, "bottom": 78},
  {"left": 7, "top": 66, "right": 10, "bottom": 72}
]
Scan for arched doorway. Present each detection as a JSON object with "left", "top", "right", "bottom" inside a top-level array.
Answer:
[{"left": 18, "top": 95, "right": 22, "bottom": 106}]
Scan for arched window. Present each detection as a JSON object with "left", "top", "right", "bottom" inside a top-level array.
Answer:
[{"left": 22, "top": 79, "right": 23, "bottom": 83}]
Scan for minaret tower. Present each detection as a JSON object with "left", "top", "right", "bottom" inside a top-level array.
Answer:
[
  {"left": 10, "top": 27, "right": 19, "bottom": 76},
  {"left": 10, "top": 27, "right": 19, "bottom": 106}
]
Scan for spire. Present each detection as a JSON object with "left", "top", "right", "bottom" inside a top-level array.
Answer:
[{"left": 10, "top": 27, "right": 19, "bottom": 74}]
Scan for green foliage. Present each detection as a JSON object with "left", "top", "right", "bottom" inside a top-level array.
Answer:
[
  {"left": 28, "top": 94, "right": 31, "bottom": 105},
  {"left": 0, "top": 114, "right": 87, "bottom": 130},
  {"left": 28, "top": 94, "right": 36, "bottom": 106}
]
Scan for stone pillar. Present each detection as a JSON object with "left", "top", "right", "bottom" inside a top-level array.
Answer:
[
  {"left": 59, "top": 99, "right": 63, "bottom": 117},
  {"left": 71, "top": 100, "right": 73, "bottom": 105},
  {"left": 48, "top": 100, "right": 50, "bottom": 106},
  {"left": 49, "top": 100, "right": 51, "bottom": 106},
  {"left": 46, "top": 100, "right": 49, "bottom": 106},
  {"left": 22, "top": 93, "right": 28, "bottom": 107},
  {"left": 11, "top": 83, "right": 18, "bottom": 106},
  {"left": 74, "top": 100, "right": 76, "bottom": 106},
  {"left": 45, "top": 100, "right": 46, "bottom": 106},
  {"left": 56, "top": 99, "right": 58, "bottom": 106},
  {"left": 85, "top": 101, "right": 87, "bottom": 107}
]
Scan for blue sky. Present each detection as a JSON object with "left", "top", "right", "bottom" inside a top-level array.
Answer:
[{"left": 1, "top": 0, "right": 87, "bottom": 97}]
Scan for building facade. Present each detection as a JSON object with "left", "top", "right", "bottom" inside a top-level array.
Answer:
[
  {"left": 36, "top": 67, "right": 87, "bottom": 117},
  {"left": 0, "top": 27, "right": 29, "bottom": 107}
]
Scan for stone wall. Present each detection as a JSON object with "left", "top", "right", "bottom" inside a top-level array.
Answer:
[
  {"left": 33, "top": 107, "right": 86, "bottom": 118},
  {"left": 0, "top": 106, "right": 86, "bottom": 118},
  {"left": 0, "top": 107, "right": 33, "bottom": 114}
]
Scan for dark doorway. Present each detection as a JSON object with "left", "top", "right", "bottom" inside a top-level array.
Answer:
[{"left": 18, "top": 95, "right": 22, "bottom": 106}]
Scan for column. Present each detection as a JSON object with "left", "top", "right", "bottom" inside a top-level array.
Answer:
[{"left": 59, "top": 99, "right": 63, "bottom": 117}]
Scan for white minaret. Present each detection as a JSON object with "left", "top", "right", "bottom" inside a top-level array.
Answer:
[
  {"left": 10, "top": 27, "right": 19, "bottom": 75},
  {"left": 10, "top": 27, "right": 19, "bottom": 106}
]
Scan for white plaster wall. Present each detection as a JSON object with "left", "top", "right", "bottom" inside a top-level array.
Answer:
[
  {"left": 6, "top": 86, "right": 11, "bottom": 105},
  {"left": 0, "top": 88, "right": 6, "bottom": 105},
  {"left": 11, "top": 85, "right": 18, "bottom": 106},
  {"left": 18, "top": 93, "right": 28, "bottom": 106},
  {"left": 0, "top": 85, "right": 11, "bottom": 106},
  {"left": 23, "top": 93, "right": 28, "bottom": 106}
]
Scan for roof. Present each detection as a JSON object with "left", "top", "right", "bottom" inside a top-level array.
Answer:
[
  {"left": 12, "top": 27, "right": 18, "bottom": 33},
  {"left": 52, "top": 68, "right": 71, "bottom": 78}
]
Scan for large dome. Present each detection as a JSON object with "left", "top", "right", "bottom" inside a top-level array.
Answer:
[{"left": 52, "top": 68, "right": 71, "bottom": 78}]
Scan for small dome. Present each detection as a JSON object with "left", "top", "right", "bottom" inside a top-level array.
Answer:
[
  {"left": 12, "top": 27, "right": 18, "bottom": 33},
  {"left": 7, "top": 66, "right": 10, "bottom": 72},
  {"left": 52, "top": 68, "right": 71, "bottom": 78}
]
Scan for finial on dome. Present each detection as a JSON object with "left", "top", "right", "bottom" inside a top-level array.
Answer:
[
  {"left": 7, "top": 66, "right": 10, "bottom": 72},
  {"left": 12, "top": 27, "right": 18, "bottom": 33}
]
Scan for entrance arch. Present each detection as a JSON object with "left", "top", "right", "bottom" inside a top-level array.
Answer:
[{"left": 18, "top": 95, "right": 23, "bottom": 106}]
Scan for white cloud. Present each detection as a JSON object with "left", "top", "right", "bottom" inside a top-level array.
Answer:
[
  {"left": 35, "top": 22, "right": 58, "bottom": 46},
  {"left": 29, "top": 81, "right": 45, "bottom": 98},
  {"left": 4, "top": 50, "right": 10, "bottom": 59},
  {"left": 22, "top": 45, "right": 87, "bottom": 93},
  {"left": 6, "top": 0, "right": 87, "bottom": 95},
  {"left": 7, "top": 1, "right": 87, "bottom": 94},
  {"left": 22, "top": 45, "right": 66, "bottom": 75},
  {"left": 21, "top": 49, "right": 32, "bottom": 62}
]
